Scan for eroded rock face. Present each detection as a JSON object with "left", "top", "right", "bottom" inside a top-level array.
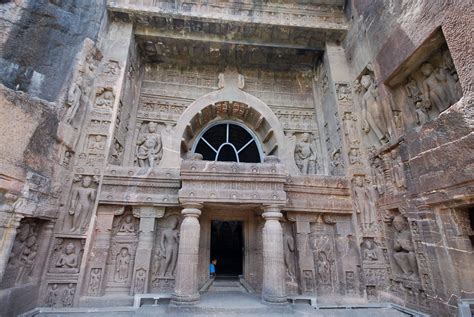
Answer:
[{"left": 0, "top": 1, "right": 472, "bottom": 316}]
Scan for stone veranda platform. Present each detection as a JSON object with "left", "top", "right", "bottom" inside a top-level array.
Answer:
[{"left": 22, "top": 291, "right": 425, "bottom": 317}]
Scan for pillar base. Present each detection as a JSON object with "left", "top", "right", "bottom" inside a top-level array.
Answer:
[
  {"left": 262, "top": 294, "right": 288, "bottom": 305},
  {"left": 170, "top": 292, "right": 200, "bottom": 306}
]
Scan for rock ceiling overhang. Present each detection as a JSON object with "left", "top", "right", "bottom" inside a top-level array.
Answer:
[{"left": 108, "top": 0, "right": 347, "bottom": 69}]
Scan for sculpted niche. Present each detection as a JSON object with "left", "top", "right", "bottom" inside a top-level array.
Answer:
[
  {"left": 384, "top": 212, "right": 419, "bottom": 280},
  {"left": 135, "top": 122, "right": 163, "bottom": 168},
  {"left": 2, "top": 218, "right": 42, "bottom": 287},
  {"left": 293, "top": 132, "right": 318, "bottom": 175},
  {"left": 356, "top": 64, "right": 390, "bottom": 145},
  {"left": 151, "top": 214, "right": 181, "bottom": 292},
  {"left": 66, "top": 175, "right": 98, "bottom": 233},
  {"left": 400, "top": 47, "right": 462, "bottom": 129}
]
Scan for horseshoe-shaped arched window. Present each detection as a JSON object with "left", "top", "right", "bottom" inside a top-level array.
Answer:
[{"left": 192, "top": 121, "right": 263, "bottom": 163}]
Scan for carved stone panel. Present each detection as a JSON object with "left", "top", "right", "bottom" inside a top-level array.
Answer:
[
  {"left": 63, "top": 175, "right": 99, "bottom": 234},
  {"left": 150, "top": 213, "right": 181, "bottom": 292},
  {"left": 49, "top": 238, "right": 85, "bottom": 274},
  {"left": 1, "top": 218, "right": 42, "bottom": 287},
  {"left": 104, "top": 210, "right": 139, "bottom": 294},
  {"left": 44, "top": 283, "right": 77, "bottom": 308}
]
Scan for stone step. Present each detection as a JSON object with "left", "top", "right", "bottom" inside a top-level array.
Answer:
[{"left": 207, "top": 278, "right": 248, "bottom": 292}]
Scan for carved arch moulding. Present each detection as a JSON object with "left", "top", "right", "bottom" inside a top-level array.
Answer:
[{"left": 161, "top": 71, "right": 298, "bottom": 174}]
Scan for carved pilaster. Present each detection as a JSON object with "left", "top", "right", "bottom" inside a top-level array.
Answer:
[
  {"left": 130, "top": 206, "right": 165, "bottom": 295},
  {"left": 0, "top": 213, "right": 23, "bottom": 282}
]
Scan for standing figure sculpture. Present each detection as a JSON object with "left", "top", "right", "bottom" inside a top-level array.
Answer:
[
  {"left": 68, "top": 176, "right": 96, "bottom": 232},
  {"left": 283, "top": 229, "right": 296, "bottom": 282},
  {"left": 353, "top": 176, "right": 374, "bottom": 228},
  {"left": 317, "top": 252, "right": 331, "bottom": 285},
  {"left": 371, "top": 156, "right": 386, "bottom": 197},
  {"left": 390, "top": 148, "right": 406, "bottom": 193},
  {"left": 115, "top": 247, "right": 131, "bottom": 282},
  {"left": 420, "top": 62, "right": 455, "bottom": 113},
  {"left": 45, "top": 284, "right": 59, "bottom": 307},
  {"left": 392, "top": 215, "right": 417, "bottom": 279},
  {"left": 158, "top": 216, "right": 179, "bottom": 277},
  {"left": 136, "top": 122, "right": 163, "bottom": 168},
  {"left": 294, "top": 132, "right": 317, "bottom": 174},
  {"left": 360, "top": 74, "right": 389, "bottom": 144},
  {"left": 64, "top": 76, "right": 83, "bottom": 124},
  {"left": 62, "top": 284, "right": 75, "bottom": 307}
]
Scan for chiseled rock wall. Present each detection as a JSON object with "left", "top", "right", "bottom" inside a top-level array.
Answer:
[
  {"left": 344, "top": 0, "right": 473, "bottom": 315},
  {"left": 0, "top": 0, "right": 105, "bottom": 101}
]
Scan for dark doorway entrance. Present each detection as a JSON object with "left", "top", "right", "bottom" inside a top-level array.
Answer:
[{"left": 210, "top": 220, "right": 243, "bottom": 277}]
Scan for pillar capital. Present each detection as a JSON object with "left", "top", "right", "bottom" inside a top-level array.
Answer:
[
  {"left": 262, "top": 205, "right": 283, "bottom": 221},
  {"left": 181, "top": 203, "right": 203, "bottom": 218}
]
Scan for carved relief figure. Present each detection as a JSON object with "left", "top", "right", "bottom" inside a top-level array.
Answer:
[
  {"left": 330, "top": 148, "right": 344, "bottom": 174},
  {"left": 361, "top": 239, "right": 378, "bottom": 261},
  {"left": 62, "top": 284, "right": 75, "bottom": 307},
  {"left": 158, "top": 216, "right": 179, "bottom": 277},
  {"left": 283, "top": 229, "right": 296, "bottom": 282},
  {"left": 343, "top": 112, "right": 359, "bottom": 145},
  {"left": 5, "top": 219, "right": 39, "bottom": 285},
  {"left": 64, "top": 76, "right": 83, "bottom": 124},
  {"left": 352, "top": 176, "right": 375, "bottom": 229},
  {"left": 95, "top": 87, "right": 114, "bottom": 109},
  {"left": 414, "top": 100, "right": 430, "bottom": 125},
  {"left": 294, "top": 132, "right": 317, "bottom": 174},
  {"left": 55, "top": 242, "right": 78, "bottom": 271},
  {"left": 441, "top": 50, "right": 462, "bottom": 99},
  {"left": 88, "top": 268, "right": 101, "bottom": 296},
  {"left": 115, "top": 247, "right": 131, "bottom": 282},
  {"left": 118, "top": 214, "right": 136, "bottom": 234},
  {"left": 371, "top": 156, "right": 386, "bottom": 197},
  {"left": 16, "top": 234, "right": 38, "bottom": 283},
  {"left": 136, "top": 122, "right": 163, "bottom": 168},
  {"left": 420, "top": 62, "right": 455, "bottom": 113},
  {"left": 405, "top": 76, "right": 423, "bottom": 105},
  {"left": 348, "top": 148, "right": 360, "bottom": 165},
  {"left": 134, "top": 269, "right": 146, "bottom": 294},
  {"left": 45, "top": 284, "right": 59, "bottom": 307},
  {"left": 68, "top": 176, "right": 96, "bottom": 232},
  {"left": 317, "top": 251, "right": 331, "bottom": 285},
  {"left": 392, "top": 215, "right": 417, "bottom": 279},
  {"left": 360, "top": 74, "right": 389, "bottom": 144},
  {"left": 389, "top": 148, "right": 406, "bottom": 193}
]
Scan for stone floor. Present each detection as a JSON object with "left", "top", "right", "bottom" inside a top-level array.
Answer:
[{"left": 27, "top": 290, "right": 417, "bottom": 317}]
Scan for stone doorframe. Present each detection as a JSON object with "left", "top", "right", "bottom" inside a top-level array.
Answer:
[{"left": 198, "top": 208, "right": 252, "bottom": 286}]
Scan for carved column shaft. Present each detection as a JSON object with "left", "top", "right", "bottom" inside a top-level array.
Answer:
[
  {"left": 172, "top": 204, "right": 202, "bottom": 305},
  {"left": 83, "top": 207, "right": 116, "bottom": 296},
  {"left": 295, "top": 220, "right": 316, "bottom": 295},
  {"left": 31, "top": 221, "right": 55, "bottom": 279},
  {"left": 0, "top": 214, "right": 23, "bottom": 283},
  {"left": 131, "top": 207, "right": 163, "bottom": 294},
  {"left": 262, "top": 206, "right": 287, "bottom": 304}
]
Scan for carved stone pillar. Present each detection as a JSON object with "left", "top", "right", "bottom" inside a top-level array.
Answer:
[
  {"left": 31, "top": 221, "right": 55, "bottom": 280},
  {"left": 262, "top": 206, "right": 287, "bottom": 304},
  {"left": 130, "top": 206, "right": 164, "bottom": 294},
  {"left": 0, "top": 213, "right": 23, "bottom": 282},
  {"left": 171, "top": 203, "right": 202, "bottom": 305},
  {"left": 287, "top": 213, "right": 318, "bottom": 295},
  {"left": 82, "top": 206, "right": 122, "bottom": 297}
]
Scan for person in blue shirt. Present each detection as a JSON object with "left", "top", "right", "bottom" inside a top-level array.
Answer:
[{"left": 210, "top": 257, "right": 217, "bottom": 278}]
